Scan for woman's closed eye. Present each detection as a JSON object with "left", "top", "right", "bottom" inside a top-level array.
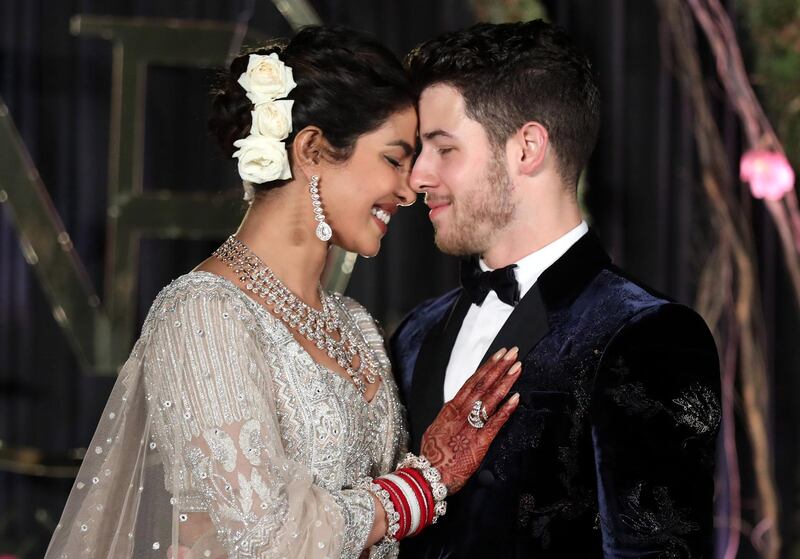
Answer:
[
  {"left": 384, "top": 155, "right": 401, "bottom": 168},
  {"left": 384, "top": 155, "right": 412, "bottom": 174}
]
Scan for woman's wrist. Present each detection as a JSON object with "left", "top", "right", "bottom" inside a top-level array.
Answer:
[
  {"left": 360, "top": 453, "right": 448, "bottom": 543},
  {"left": 364, "top": 491, "right": 390, "bottom": 548},
  {"left": 359, "top": 478, "right": 401, "bottom": 543},
  {"left": 396, "top": 453, "right": 448, "bottom": 522}
]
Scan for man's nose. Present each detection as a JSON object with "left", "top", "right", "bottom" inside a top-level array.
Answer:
[{"left": 410, "top": 151, "right": 437, "bottom": 194}]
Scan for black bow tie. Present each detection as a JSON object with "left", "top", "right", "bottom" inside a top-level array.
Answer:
[{"left": 460, "top": 259, "right": 520, "bottom": 307}]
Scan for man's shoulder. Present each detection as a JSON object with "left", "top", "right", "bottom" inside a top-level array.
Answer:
[
  {"left": 567, "top": 263, "right": 714, "bottom": 348},
  {"left": 578, "top": 264, "right": 679, "bottom": 324},
  {"left": 589, "top": 265, "right": 715, "bottom": 354},
  {"left": 598, "top": 264, "right": 673, "bottom": 305}
]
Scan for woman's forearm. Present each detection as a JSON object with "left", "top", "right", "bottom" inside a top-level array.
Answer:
[{"left": 364, "top": 493, "right": 389, "bottom": 548}]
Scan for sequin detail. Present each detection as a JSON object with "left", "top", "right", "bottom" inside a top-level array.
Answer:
[{"left": 141, "top": 272, "right": 406, "bottom": 558}]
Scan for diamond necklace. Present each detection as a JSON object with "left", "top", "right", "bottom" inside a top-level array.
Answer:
[{"left": 213, "top": 235, "right": 380, "bottom": 393}]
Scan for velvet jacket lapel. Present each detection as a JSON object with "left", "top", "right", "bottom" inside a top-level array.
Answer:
[
  {"left": 408, "top": 230, "right": 611, "bottom": 450},
  {"left": 408, "top": 291, "right": 472, "bottom": 451},
  {"left": 478, "top": 230, "right": 612, "bottom": 365}
]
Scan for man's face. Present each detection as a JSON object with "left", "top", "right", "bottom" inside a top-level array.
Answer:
[{"left": 410, "top": 84, "right": 515, "bottom": 256}]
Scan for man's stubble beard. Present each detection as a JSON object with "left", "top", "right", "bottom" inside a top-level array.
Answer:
[{"left": 434, "top": 153, "right": 516, "bottom": 256}]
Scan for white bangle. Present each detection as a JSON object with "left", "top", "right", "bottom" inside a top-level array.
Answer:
[{"left": 396, "top": 452, "right": 448, "bottom": 523}]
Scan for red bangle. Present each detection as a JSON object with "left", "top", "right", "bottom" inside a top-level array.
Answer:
[
  {"left": 401, "top": 467, "right": 436, "bottom": 529},
  {"left": 396, "top": 468, "right": 429, "bottom": 535},
  {"left": 375, "top": 477, "right": 409, "bottom": 539},
  {"left": 369, "top": 454, "right": 449, "bottom": 541},
  {"left": 396, "top": 452, "right": 448, "bottom": 525}
]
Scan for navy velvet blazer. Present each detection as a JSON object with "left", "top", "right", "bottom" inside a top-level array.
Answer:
[{"left": 390, "top": 231, "right": 721, "bottom": 558}]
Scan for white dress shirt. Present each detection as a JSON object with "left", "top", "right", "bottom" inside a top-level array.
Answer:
[{"left": 442, "top": 221, "right": 589, "bottom": 402}]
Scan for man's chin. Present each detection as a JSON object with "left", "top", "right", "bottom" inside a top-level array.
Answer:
[{"left": 433, "top": 232, "right": 481, "bottom": 257}]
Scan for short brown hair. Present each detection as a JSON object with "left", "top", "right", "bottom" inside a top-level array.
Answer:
[{"left": 406, "top": 20, "right": 600, "bottom": 187}]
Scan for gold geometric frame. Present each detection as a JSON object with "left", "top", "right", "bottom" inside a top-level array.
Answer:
[
  {"left": 0, "top": 1, "right": 355, "bottom": 383},
  {"left": 0, "top": 1, "right": 362, "bottom": 475}
]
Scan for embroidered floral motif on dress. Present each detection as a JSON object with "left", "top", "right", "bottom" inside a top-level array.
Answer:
[{"left": 46, "top": 271, "right": 407, "bottom": 559}]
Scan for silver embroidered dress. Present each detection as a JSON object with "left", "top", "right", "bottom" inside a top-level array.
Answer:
[{"left": 46, "top": 272, "right": 408, "bottom": 559}]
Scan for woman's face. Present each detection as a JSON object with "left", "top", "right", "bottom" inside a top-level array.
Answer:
[{"left": 318, "top": 106, "right": 418, "bottom": 257}]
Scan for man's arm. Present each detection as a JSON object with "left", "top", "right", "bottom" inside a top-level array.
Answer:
[{"left": 590, "top": 303, "right": 721, "bottom": 558}]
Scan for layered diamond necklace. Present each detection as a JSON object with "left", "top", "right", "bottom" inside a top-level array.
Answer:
[{"left": 213, "top": 235, "right": 380, "bottom": 393}]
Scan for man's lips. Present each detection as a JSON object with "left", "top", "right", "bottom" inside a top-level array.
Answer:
[{"left": 426, "top": 201, "right": 451, "bottom": 220}]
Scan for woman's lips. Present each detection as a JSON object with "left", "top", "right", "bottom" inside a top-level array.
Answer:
[
  {"left": 371, "top": 205, "right": 393, "bottom": 235},
  {"left": 372, "top": 214, "right": 388, "bottom": 234}
]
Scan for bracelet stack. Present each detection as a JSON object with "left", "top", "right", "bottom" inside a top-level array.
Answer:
[
  {"left": 362, "top": 453, "right": 448, "bottom": 542},
  {"left": 396, "top": 453, "right": 448, "bottom": 520}
]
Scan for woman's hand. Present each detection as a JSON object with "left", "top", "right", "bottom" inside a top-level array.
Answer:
[{"left": 420, "top": 347, "right": 521, "bottom": 493}]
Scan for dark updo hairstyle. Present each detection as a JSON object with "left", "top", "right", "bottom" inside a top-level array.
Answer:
[
  {"left": 209, "top": 25, "right": 414, "bottom": 195},
  {"left": 405, "top": 20, "right": 600, "bottom": 187}
]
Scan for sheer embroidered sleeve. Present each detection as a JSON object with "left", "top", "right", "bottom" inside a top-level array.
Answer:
[{"left": 143, "top": 290, "right": 376, "bottom": 558}]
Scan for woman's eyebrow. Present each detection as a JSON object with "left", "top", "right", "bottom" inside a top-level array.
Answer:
[{"left": 386, "top": 140, "right": 414, "bottom": 157}]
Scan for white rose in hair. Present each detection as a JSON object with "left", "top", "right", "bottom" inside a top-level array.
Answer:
[
  {"left": 251, "top": 100, "right": 294, "bottom": 140},
  {"left": 237, "top": 53, "right": 297, "bottom": 104},
  {"left": 232, "top": 136, "right": 292, "bottom": 184}
]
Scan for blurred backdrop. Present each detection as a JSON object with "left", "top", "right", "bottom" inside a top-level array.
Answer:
[{"left": 1, "top": 1, "right": 798, "bottom": 557}]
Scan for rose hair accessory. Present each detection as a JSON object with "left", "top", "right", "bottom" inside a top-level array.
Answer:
[{"left": 232, "top": 53, "right": 297, "bottom": 201}]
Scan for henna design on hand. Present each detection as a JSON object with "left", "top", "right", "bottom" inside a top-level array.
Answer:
[{"left": 420, "top": 348, "right": 522, "bottom": 493}]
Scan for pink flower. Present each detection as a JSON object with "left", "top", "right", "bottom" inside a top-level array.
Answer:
[
  {"left": 0, "top": 555, "right": 19, "bottom": 559},
  {"left": 740, "top": 149, "right": 795, "bottom": 201}
]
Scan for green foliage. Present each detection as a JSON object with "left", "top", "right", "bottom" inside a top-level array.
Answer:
[{"left": 740, "top": 0, "right": 800, "bottom": 168}]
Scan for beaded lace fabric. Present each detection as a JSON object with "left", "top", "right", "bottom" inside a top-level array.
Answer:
[{"left": 45, "top": 272, "right": 408, "bottom": 558}]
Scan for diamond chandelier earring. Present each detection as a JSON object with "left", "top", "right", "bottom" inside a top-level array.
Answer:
[{"left": 310, "top": 175, "right": 332, "bottom": 241}]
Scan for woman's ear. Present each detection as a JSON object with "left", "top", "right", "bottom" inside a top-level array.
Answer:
[
  {"left": 516, "top": 121, "right": 549, "bottom": 175},
  {"left": 292, "top": 126, "right": 327, "bottom": 178}
]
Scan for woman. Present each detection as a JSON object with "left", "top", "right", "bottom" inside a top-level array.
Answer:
[{"left": 45, "top": 26, "right": 520, "bottom": 558}]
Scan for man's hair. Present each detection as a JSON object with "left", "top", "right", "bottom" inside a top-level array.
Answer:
[{"left": 405, "top": 20, "right": 600, "bottom": 187}]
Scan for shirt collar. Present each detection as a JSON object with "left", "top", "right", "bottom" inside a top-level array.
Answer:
[{"left": 479, "top": 220, "right": 589, "bottom": 300}]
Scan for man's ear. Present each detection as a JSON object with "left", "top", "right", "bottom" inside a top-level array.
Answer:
[
  {"left": 292, "top": 126, "right": 328, "bottom": 178},
  {"left": 515, "top": 121, "right": 549, "bottom": 175}
]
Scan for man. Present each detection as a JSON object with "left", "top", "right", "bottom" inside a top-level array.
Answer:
[{"left": 391, "top": 20, "right": 721, "bottom": 558}]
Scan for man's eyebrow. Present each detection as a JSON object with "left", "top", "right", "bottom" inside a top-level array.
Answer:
[
  {"left": 421, "top": 129, "right": 455, "bottom": 141},
  {"left": 386, "top": 140, "right": 414, "bottom": 157}
]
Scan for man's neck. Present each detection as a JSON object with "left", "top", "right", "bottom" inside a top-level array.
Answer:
[{"left": 481, "top": 205, "right": 584, "bottom": 270}]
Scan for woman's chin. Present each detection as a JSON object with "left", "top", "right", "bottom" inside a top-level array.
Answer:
[
  {"left": 358, "top": 244, "right": 380, "bottom": 259},
  {"left": 332, "top": 237, "right": 380, "bottom": 259},
  {"left": 358, "top": 239, "right": 381, "bottom": 259}
]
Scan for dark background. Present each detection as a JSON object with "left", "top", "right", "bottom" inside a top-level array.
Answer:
[{"left": 0, "top": 1, "right": 797, "bottom": 557}]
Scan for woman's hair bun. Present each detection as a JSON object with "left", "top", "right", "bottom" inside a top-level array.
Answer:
[
  {"left": 208, "top": 41, "right": 286, "bottom": 157},
  {"left": 208, "top": 26, "right": 413, "bottom": 189}
]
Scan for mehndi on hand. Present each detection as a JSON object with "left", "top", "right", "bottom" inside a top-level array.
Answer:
[{"left": 421, "top": 347, "right": 521, "bottom": 493}]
